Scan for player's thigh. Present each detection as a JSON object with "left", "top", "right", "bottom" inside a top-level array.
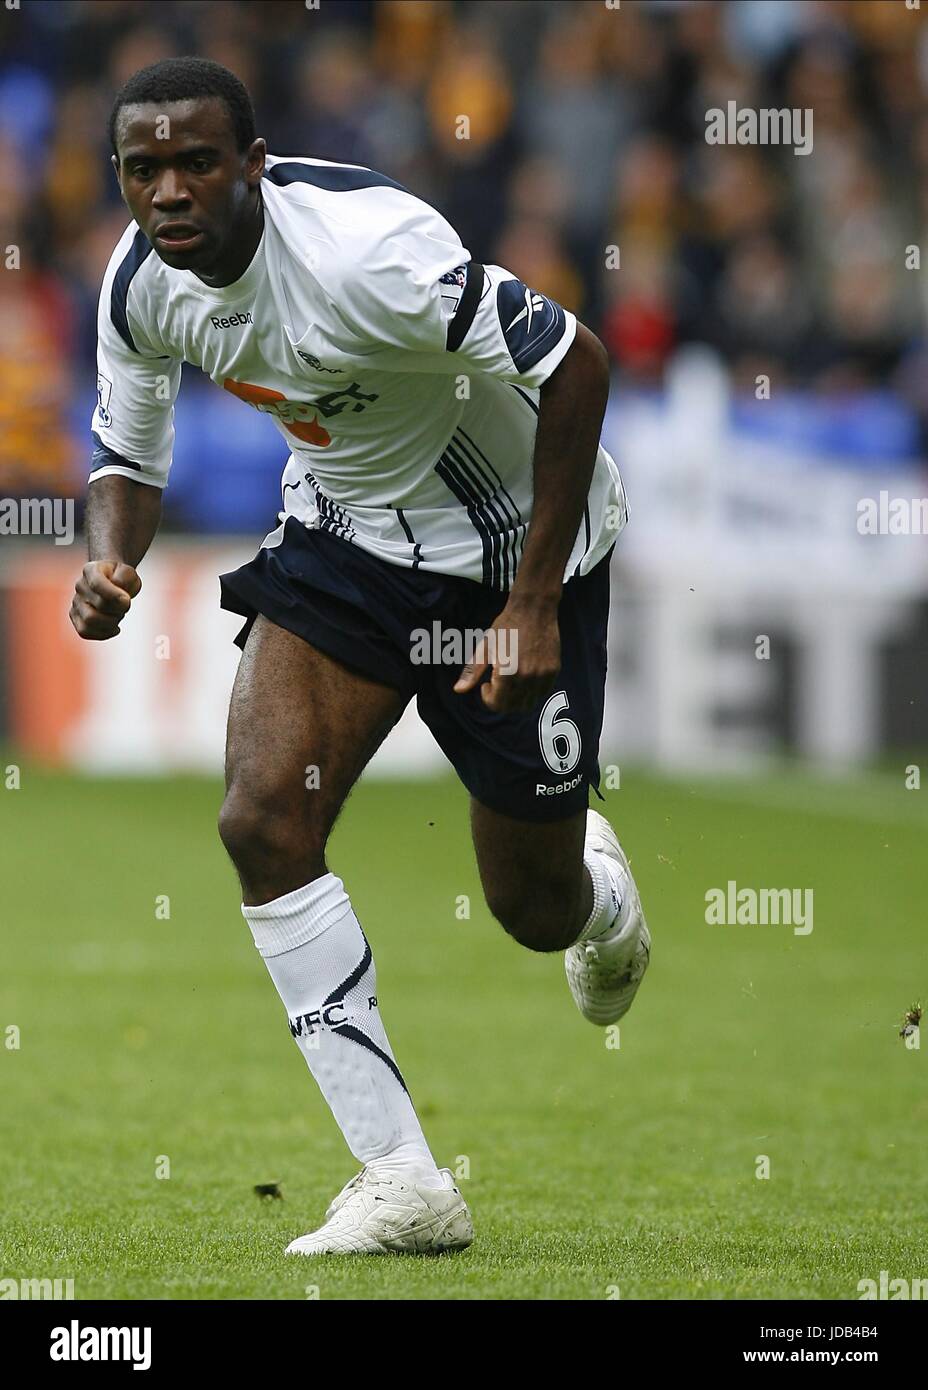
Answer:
[
  {"left": 222, "top": 614, "right": 408, "bottom": 855},
  {"left": 470, "top": 797, "right": 588, "bottom": 935}
]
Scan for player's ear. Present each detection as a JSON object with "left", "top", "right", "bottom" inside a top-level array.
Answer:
[
  {"left": 245, "top": 138, "right": 266, "bottom": 186},
  {"left": 110, "top": 154, "right": 123, "bottom": 195}
]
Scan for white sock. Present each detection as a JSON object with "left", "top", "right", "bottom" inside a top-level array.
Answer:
[
  {"left": 572, "top": 847, "right": 631, "bottom": 945},
  {"left": 242, "top": 873, "right": 444, "bottom": 1188}
]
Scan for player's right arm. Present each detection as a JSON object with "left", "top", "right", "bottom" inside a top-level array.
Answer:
[
  {"left": 70, "top": 225, "right": 182, "bottom": 641},
  {"left": 71, "top": 476, "right": 162, "bottom": 640}
]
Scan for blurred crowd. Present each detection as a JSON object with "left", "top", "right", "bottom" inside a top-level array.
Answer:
[{"left": 1, "top": 0, "right": 927, "bottom": 506}]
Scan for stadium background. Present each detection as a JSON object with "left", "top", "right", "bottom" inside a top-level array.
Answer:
[{"left": 2, "top": 0, "right": 928, "bottom": 1303}]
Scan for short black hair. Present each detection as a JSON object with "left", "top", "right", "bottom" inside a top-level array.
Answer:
[{"left": 108, "top": 56, "right": 256, "bottom": 158}]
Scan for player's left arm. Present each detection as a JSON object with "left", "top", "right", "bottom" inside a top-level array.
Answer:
[
  {"left": 334, "top": 229, "right": 611, "bottom": 711},
  {"left": 454, "top": 322, "right": 610, "bottom": 712}
]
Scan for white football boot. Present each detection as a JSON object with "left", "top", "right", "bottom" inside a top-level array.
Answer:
[
  {"left": 284, "top": 1166, "right": 473, "bottom": 1256},
  {"left": 565, "top": 810, "right": 651, "bottom": 1026}
]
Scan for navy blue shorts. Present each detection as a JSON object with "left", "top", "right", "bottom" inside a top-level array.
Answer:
[{"left": 219, "top": 519, "right": 612, "bottom": 823}]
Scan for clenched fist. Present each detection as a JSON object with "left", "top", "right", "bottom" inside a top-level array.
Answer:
[{"left": 69, "top": 561, "right": 142, "bottom": 640}]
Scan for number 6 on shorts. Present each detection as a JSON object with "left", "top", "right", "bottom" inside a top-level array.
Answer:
[{"left": 538, "top": 690, "right": 582, "bottom": 775}]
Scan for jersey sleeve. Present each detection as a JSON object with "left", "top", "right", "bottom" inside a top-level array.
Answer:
[
  {"left": 438, "top": 260, "right": 578, "bottom": 388},
  {"left": 89, "top": 227, "right": 182, "bottom": 490},
  {"left": 330, "top": 208, "right": 577, "bottom": 388}
]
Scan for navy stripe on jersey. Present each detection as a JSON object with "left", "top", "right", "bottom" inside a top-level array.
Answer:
[
  {"left": 110, "top": 229, "right": 154, "bottom": 354},
  {"left": 436, "top": 429, "right": 524, "bottom": 589},
  {"left": 394, "top": 507, "right": 422, "bottom": 570},
  {"left": 321, "top": 495, "right": 355, "bottom": 542},
  {"left": 317, "top": 493, "right": 354, "bottom": 542},
  {"left": 447, "top": 261, "right": 485, "bottom": 352},
  {"left": 509, "top": 383, "right": 540, "bottom": 416},
  {"left": 435, "top": 451, "right": 501, "bottom": 589},
  {"left": 89, "top": 430, "right": 142, "bottom": 475},
  {"left": 452, "top": 428, "right": 526, "bottom": 585},
  {"left": 263, "top": 161, "right": 409, "bottom": 195},
  {"left": 497, "top": 277, "right": 567, "bottom": 374},
  {"left": 304, "top": 470, "right": 355, "bottom": 542},
  {"left": 444, "top": 439, "right": 509, "bottom": 587}
]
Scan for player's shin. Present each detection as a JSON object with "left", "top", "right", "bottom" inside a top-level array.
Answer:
[{"left": 241, "top": 873, "right": 444, "bottom": 1188}]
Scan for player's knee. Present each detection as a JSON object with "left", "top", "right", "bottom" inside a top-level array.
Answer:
[
  {"left": 218, "top": 784, "right": 327, "bottom": 887},
  {"left": 484, "top": 873, "right": 584, "bottom": 953}
]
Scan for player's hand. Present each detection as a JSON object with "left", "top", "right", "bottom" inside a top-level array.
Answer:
[
  {"left": 69, "top": 561, "right": 141, "bottom": 640},
  {"left": 453, "top": 597, "right": 561, "bottom": 713}
]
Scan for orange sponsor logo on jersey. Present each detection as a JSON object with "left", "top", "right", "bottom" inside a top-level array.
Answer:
[{"left": 223, "top": 379, "right": 332, "bottom": 446}]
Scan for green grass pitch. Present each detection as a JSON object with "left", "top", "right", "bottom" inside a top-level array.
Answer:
[{"left": 2, "top": 762, "right": 926, "bottom": 1300}]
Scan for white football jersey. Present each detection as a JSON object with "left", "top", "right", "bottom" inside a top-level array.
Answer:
[{"left": 90, "top": 154, "right": 627, "bottom": 588}]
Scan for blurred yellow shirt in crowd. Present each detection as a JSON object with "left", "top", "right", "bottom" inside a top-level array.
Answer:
[{"left": 0, "top": 274, "right": 77, "bottom": 495}]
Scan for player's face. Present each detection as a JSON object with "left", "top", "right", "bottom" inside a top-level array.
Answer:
[{"left": 113, "top": 97, "right": 265, "bottom": 274}]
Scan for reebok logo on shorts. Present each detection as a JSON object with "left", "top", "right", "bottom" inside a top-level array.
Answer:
[{"left": 536, "top": 771, "right": 585, "bottom": 797}]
